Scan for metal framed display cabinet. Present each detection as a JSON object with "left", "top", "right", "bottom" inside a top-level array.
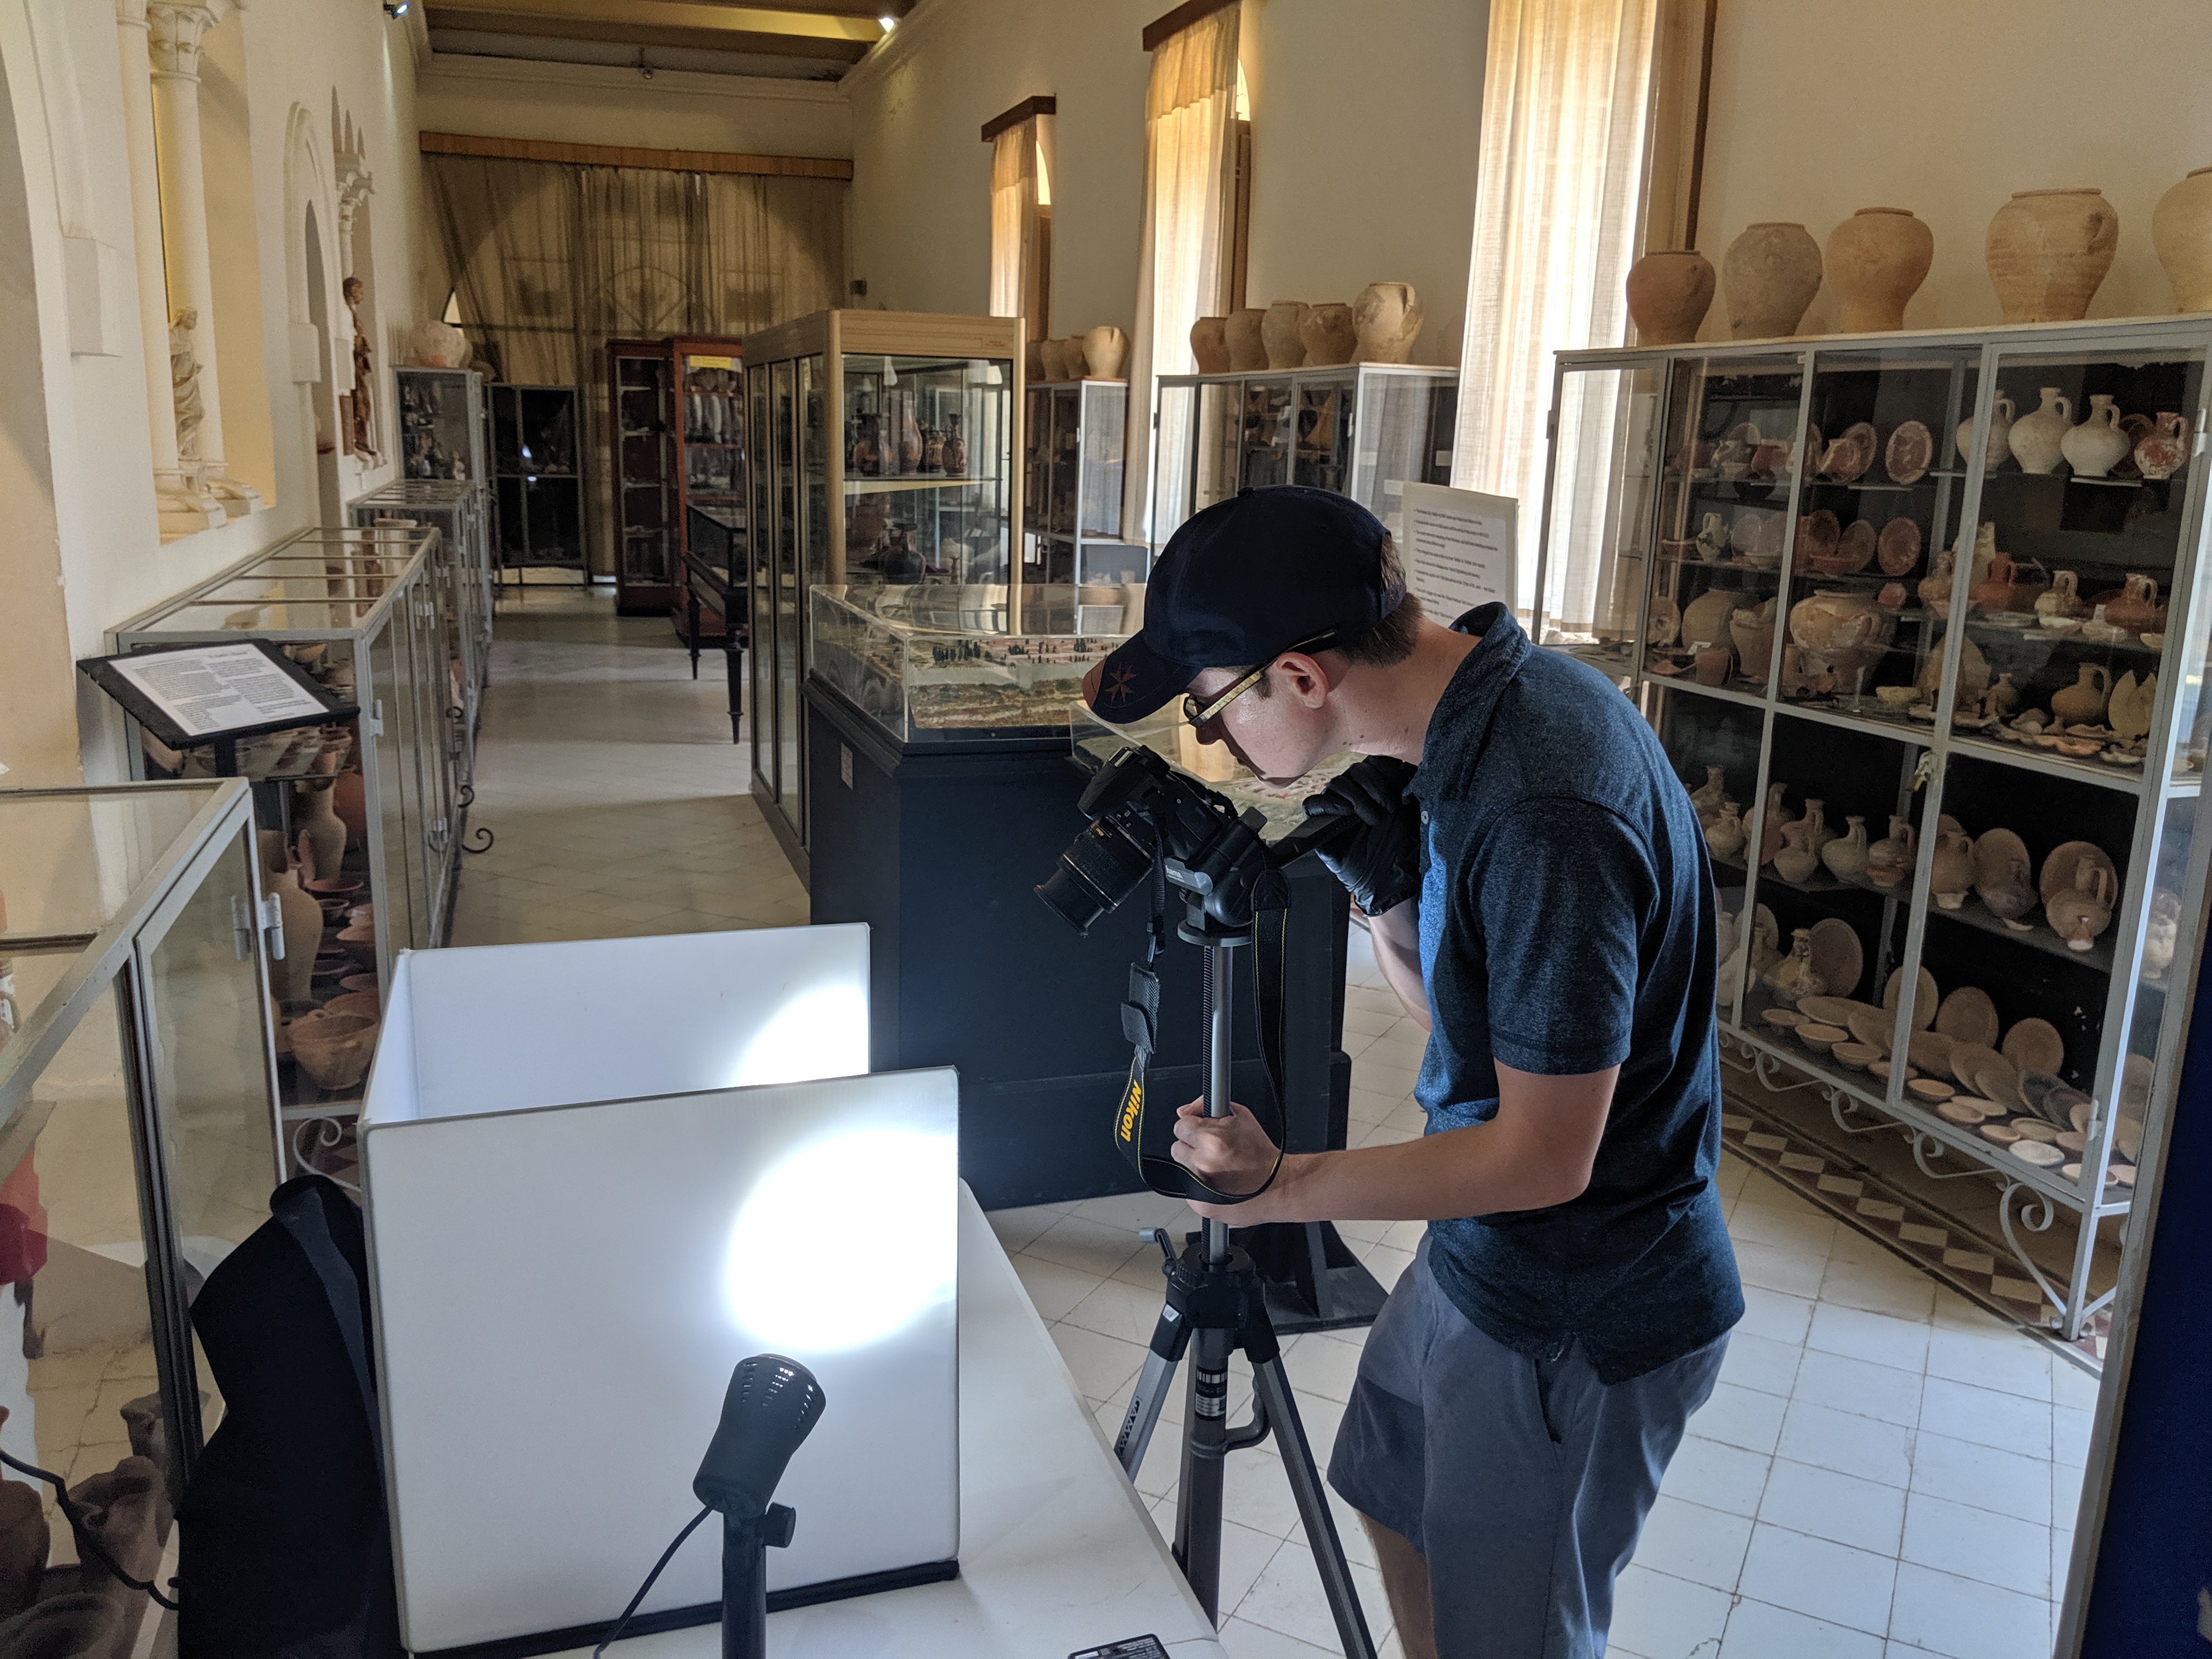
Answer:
[
  {"left": 397, "top": 365, "right": 487, "bottom": 483},
  {"left": 349, "top": 479, "right": 494, "bottom": 783},
  {"left": 1535, "top": 318, "right": 2212, "bottom": 1339},
  {"left": 1022, "top": 377, "right": 1148, "bottom": 595},
  {"left": 114, "top": 527, "right": 466, "bottom": 989},
  {"left": 742, "top": 309, "right": 1023, "bottom": 878},
  {"left": 607, "top": 338, "right": 677, "bottom": 614},
  {"left": 0, "top": 778, "right": 286, "bottom": 1654},
  {"left": 491, "top": 382, "right": 585, "bottom": 580},
  {"left": 1150, "top": 363, "right": 1458, "bottom": 546}
]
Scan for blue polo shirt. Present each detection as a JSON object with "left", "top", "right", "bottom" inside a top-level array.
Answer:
[{"left": 1409, "top": 604, "right": 1742, "bottom": 1384}]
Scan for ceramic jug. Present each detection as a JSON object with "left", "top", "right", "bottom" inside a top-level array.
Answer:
[
  {"left": 295, "top": 781, "right": 346, "bottom": 885},
  {"left": 1929, "top": 826, "right": 1976, "bottom": 910},
  {"left": 2135, "top": 411, "right": 2192, "bottom": 479},
  {"left": 1867, "top": 816, "right": 1917, "bottom": 889},
  {"left": 2106, "top": 574, "right": 2166, "bottom": 635},
  {"left": 2036, "top": 569, "right": 2085, "bottom": 620},
  {"left": 1768, "top": 929, "right": 1826, "bottom": 1001},
  {"left": 1696, "top": 512, "right": 1729, "bottom": 562},
  {"left": 1956, "top": 392, "right": 2015, "bottom": 471},
  {"left": 1705, "top": 801, "right": 1748, "bottom": 862},
  {"left": 1774, "top": 819, "right": 1823, "bottom": 884},
  {"left": 1917, "top": 548, "right": 1958, "bottom": 614},
  {"left": 1973, "top": 832, "right": 2038, "bottom": 927},
  {"left": 2061, "top": 394, "right": 2132, "bottom": 477},
  {"left": 1821, "top": 816, "right": 1871, "bottom": 884},
  {"left": 2007, "top": 387, "right": 2073, "bottom": 475},
  {"left": 1983, "top": 672, "right": 2021, "bottom": 719},
  {"left": 1689, "top": 764, "right": 1729, "bottom": 824},
  {"left": 2047, "top": 863, "right": 2115, "bottom": 952},
  {"left": 2145, "top": 888, "right": 2182, "bottom": 980},
  {"left": 2051, "top": 663, "right": 2112, "bottom": 724},
  {"left": 1758, "top": 782, "right": 1792, "bottom": 867},
  {"left": 270, "top": 864, "right": 321, "bottom": 1007}
]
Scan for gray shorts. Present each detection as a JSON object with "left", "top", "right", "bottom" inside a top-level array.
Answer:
[{"left": 1327, "top": 1237, "right": 1728, "bottom": 1659}]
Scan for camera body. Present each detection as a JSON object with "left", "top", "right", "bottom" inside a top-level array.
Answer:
[{"left": 1036, "top": 742, "right": 1335, "bottom": 939}]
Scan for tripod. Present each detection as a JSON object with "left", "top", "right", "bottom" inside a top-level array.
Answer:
[{"left": 1113, "top": 931, "right": 1378, "bottom": 1659}]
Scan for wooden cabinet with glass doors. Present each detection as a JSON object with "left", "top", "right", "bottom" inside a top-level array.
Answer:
[
  {"left": 739, "top": 311, "right": 1022, "bottom": 881},
  {"left": 1536, "top": 320, "right": 2212, "bottom": 1341}
]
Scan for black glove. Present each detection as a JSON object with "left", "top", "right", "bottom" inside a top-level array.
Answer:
[{"left": 1300, "top": 756, "right": 1423, "bottom": 915}]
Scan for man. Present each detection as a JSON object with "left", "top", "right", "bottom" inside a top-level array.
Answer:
[{"left": 1082, "top": 486, "right": 1742, "bottom": 1659}]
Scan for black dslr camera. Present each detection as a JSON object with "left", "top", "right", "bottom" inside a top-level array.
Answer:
[{"left": 1035, "top": 743, "right": 1340, "bottom": 939}]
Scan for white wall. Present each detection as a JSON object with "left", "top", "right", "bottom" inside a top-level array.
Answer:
[
  {"left": 1695, "top": 0, "right": 2212, "bottom": 337},
  {"left": 842, "top": 0, "right": 1487, "bottom": 368}
]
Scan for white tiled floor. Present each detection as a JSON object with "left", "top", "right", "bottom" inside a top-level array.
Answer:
[{"left": 462, "top": 588, "right": 2093, "bottom": 1659}]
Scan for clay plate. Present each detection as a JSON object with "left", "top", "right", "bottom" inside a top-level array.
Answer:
[
  {"left": 1885, "top": 419, "right": 1934, "bottom": 485},
  {"left": 1845, "top": 1008, "right": 1895, "bottom": 1053},
  {"left": 1907, "top": 1030, "right": 1956, "bottom": 1074},
  {"left": 1971, "top": 1057, "right": 2027, "bottom": 1112},
  {"left": 1797, "top": 995, "right": 1874, "bottom": 1027},
  {"left": 2039, "top": 839, "right": 2118, "bottom": 907},
  {"left": 1760, "top": 1007, "right": 1806, "bottom": 1031},
  {"left": 1944, "top": 1040, "right": 2005, "bottom": 1090},
  {"left": 1876, "top": 516, "right": 1923, "bottom": 577},
  {"left": 1819, "top": 425, "right": 1875, "bottom": 484},
  {"left": 1807, "top": 918, "right": 1864, "bottom": 1001},
  {"left": 1934, "top": 987, "right": 2001, "bottom": 1050},
  {"left": 2002, "top": 1017, "right": 2066, "bottom": 1074},
  {"left": 1884, "top": 966, "right": 1940, "bottom": 1030},
  {"left": 1870, "top": 1057, "right": 1920, "bottom": 1083},
  {"left": 1935, "top": 1098, "right": 1990, "bottom": 1125},
  {"left": 1797, "top": 509, "right": 1842, "bottom": 567},
  {"left": 2012, "top": 1117, "right": 2061, "bottom": 1143},
  {"left": 1796, "top": 1023, "right": 1848, "bottom": 1054},
  {"left": 2011, "top": 1139, "right": 2066, "bottom": 1168},
  {"left": 1906, "top": 1076, "right": 1955, "bottom": 1103},
  {"left": 1836, "top": 518, "right": 1878, "bottom": 574},
  {"left": 1831, "top": 1041, "right": 1881, "bottom": 1071},
  {"left": 1979, "top": 1120, "right": 2023, "bottom": 1145}
]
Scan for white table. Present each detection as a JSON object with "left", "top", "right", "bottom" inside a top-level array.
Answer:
[{"left": 551, "top": 1186, "right": 1230, "bottom": 1658}]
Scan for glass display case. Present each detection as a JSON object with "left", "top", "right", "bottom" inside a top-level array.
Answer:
[
  {"left": 1150, "top": 363, "right": 1458, "bottom": 546},
  {"left": 1538, "top": 319, "right": 2212, "bottom": 1339},
  {"left": 606, "top": 338, "right": 676, "bottom": 614},
  {"left": 348, "top": 479, "right": 493, "bottom": 783},
  {"left": 113, "top": 527, "right": 466, "bottom": 989},
  {"left": 397, "top": 365, "right": 487, "bottom": 483},
  {"left": 742, "top": 311, "right": 1022, "bottom": 871},
  {"left": 492, "top": 382, "right": 585, "bottom": 579},
  {"left": 673, "top": 338, "right": 748, "bottom": 640},
  {"left": 1022, "top": 377, "right": 1148, "bottom": 596},
  {"left": 0, "top": 778, "right": 286, "bottom": 1652}
]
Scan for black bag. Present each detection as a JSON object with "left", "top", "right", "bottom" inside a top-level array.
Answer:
[{"left": 176, "top": 1174, "right": 400, "bottom": 1658}]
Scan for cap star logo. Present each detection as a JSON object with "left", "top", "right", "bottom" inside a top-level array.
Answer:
[{"left": 1103, "top": 665, "right": 1138, "bottom": 706}]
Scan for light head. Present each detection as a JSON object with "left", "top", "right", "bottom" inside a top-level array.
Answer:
[{"left": 692, "top": 1354, "right": 826, "bottom": 1518}]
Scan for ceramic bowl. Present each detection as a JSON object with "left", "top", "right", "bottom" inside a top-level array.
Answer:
[
  {"left": 1979, "top": 1120, "right": 2023, "bottom": 1145},
  {"left": 1832, "top": 1042, "right": 1881, "bottom": 1071},
  {"left": 1796, "top": 1023, "right": 1848, "bottom": 1054},
  {"left": 1760, "top": 1008, "right": 1806, "bottom": 1031},
  {"left": 340, "top": 973, "right": 380, "bottom": 995},
  {"left": 2010, "top": 1139, "right": 2066, "bottom": 1168},
  {"left": 2039, "top": 614, "right": 2085, "bottom": 635},
  {"left": 1934, "top": 1098, "right": 1990, "bottom": 1125},
  {"left": 1906, "top": 1077, "right": 1956, "bottom": 1104}
]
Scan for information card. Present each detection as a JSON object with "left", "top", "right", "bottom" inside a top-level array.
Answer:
[
  {"left": 109, "top": 643, "right": 331, "bottom": 738},
  {"left": 1400, "top": 482, "right": 1518, "bottom": 621}
]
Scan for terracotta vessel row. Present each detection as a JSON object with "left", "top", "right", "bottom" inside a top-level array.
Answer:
[
  {"left": 1034, "top": 326, "right": 1130, "bottom": 382},
  {"left": 1190, "top": 282, "right": 1424, "bottom": 374}
]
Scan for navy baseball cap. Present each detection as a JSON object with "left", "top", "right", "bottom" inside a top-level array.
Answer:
[{"left": 1091, "top": 486, "right": 1406, "bottom": 723}]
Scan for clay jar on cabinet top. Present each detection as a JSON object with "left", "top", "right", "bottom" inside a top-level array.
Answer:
[
  {"left": 1299, "top": 303, "right": 1358, "bottom": 366},
  {"left": 2154, "top": 166, "right": 2212, "bottom": 311},
  {"left": 1189, "top": 317, "right": 1232, "bottom": 374},
  {"left": 1261, "top": 302, "right": 1310, "bottom": 369},
  {"left": 1722, "top": 222, "right": 1822, "bottom": 338},
  {"left": 1626, "top": 250, "right": 1716, "bottom": 344},
  {"left": 1083, "top": 325, "right": 1130, "bottom": 380},
  {"left": 2052, "top": 663, "right": 2113, "bottom": 724},
  {"left": 1986, "top": 188, "right": 2119, "bottom": 323},
  {"left": 1957, "top": 392, "right": 2015, "bottom": 471},
  {"left": 1826, "top": 207, "right": 1934, "bottom": 331},
  {"left": 2008, "top": 388, "right": 2073, "bottom": 473},
  {"left": 1929, "top": 826, "right": 1976, "bottom": 910},
  {"left": 1352, "top": 283, "right": 1423, "bottom": 363},
  {"left": 2061, "top": 394, "right": 2132, "bottom": 477},
  {"left": 1223, "top": 308, "right": 1268, "bottom": 372}
]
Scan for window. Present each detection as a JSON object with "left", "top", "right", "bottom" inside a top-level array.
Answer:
[{"left": 983, "top": 98, "right": 1054, "bottom": 341}]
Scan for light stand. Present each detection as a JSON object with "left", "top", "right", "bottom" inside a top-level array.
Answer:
[
  {"left": 1114, "top": 930, "right": 1378, "bottom": 1658},
  {"left": 693, "top": 1355, "right": 825, "bottom": 1659}
]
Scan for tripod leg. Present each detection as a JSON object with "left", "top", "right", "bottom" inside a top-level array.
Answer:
[
  {"left": 1115, "top": 1347, "right": 1181, "bottom": 1478},
  {"left": 1175, "top": 1322, "right": 1233, "bottom": 1622},
  {"left": 1251, "top": 1358, "right": 1378, "bottom": 1659}
]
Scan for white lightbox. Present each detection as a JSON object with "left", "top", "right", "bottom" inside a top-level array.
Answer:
[{"left": 359, "top": 926, "right": 960, "bottom": 1655}]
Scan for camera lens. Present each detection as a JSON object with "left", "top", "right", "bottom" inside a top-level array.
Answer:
[{"left": 1035, "top": 819, "right": 1156, "bottom": 934}]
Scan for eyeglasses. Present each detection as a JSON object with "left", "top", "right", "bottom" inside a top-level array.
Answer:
[{"left": 1180, "top": 631, "right": 1336, "bottom": 727}]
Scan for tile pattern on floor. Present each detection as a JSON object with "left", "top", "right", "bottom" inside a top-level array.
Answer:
[{"left": 991, "top": 927, "right": 2094, "bottom": 1659}]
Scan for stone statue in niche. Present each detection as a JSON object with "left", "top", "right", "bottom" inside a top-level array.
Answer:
[
  {"left": 343, "top": 276, "right": 378, "bottom": 459},
  {"left": 170, "top": 307, "right": 205, "bottom": 479}
]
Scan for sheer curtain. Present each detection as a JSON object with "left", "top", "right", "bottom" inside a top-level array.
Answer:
[
  {"left": 989, "top": 117, "right": 1052, "bottom": 339},
  {"left": 1122, "top": 5, "right": 1240, "bottom": 548},
  {"left": 1451, "top": 0, "right": 1660, "bottom": 628}
]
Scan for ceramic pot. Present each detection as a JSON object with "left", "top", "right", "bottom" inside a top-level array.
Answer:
[
  {"left": 2136, "top": 411, "right": 2192, "bottom": 479},
  {"left": 1625, "top": 250, "right": 1716, "bottom": 345},
  {"left": 1721, "top": 222, "right": 1822, "bottom": 338},
  {"left": 2047, "top": 862, "right": 2115, "bottom": 951},
  {"left": 2111, "top": 670, "right": 2158, "bottom": 741},
  {"left": 2062, "top": 393, "right": 2131, "bottom": 477},
  {"left": 1929, "top": 826, "right": 1976, "bottom": 910},
  {"left": 2145, "top": 888, "right": 2183, "bottom": 979},
  {"left": 1822, "top": 816, "right": 1871, "bottom": 884},
  {"left": 1693, "top": 642, "right": 1731, "bottom": 687},
  {"left": 1826, "top": 208, "right": 1933, "bottom": 331},
  {"left": 1351, "top": 282, "right": 1423, "bottom": 363},
  {"left": 1779, "top": 645, "right": 1835, "bottom": 698},
  {"left": 1984, "top": 672, "right": 2021, "bottom": 719},
  {"left": 1775, "top": 819, "right": 1822, "bottom": 884},
  {"left": 1868, "top": 816, "right": 1917, "bottom": 889},
  {"left": 1970, "top": 550, "right": 2047, "bottom": 615},
  {"left": 2106, "top": 573, "right": 2166, "bottom": 634},
  {"left": 1024, "top": 339, "right": 1046, "bottom": 383},
  {"left": 1768, "top": 930, "right": 1825, "bottom": 1001},
  {"left": 941, "top": 414, "right": 967, "bottom": 476},
  {"left": 256, "top": 829, "right": 287, "bottom": 877},
  {"left": 2052, "top": 663, "right": 2113, "bottom": 724},
  {"left": 333, "top": 771, "right": 367, "bottom": 850},
  {"left": 1035, "top": 337, "right": 1068, "bottom": 381},
  {"left": 290, "top": 1011, "right": 380, "bottom": 1091},
  {"left": 2008, "top": 387, "right": 2073, "bottom": 473},
  {"left": 1059, "top": 338, "right": 1087, "bottom": 385},
  {"left": 1918, "top": 629, "right": 1989, "bottom": 708},
  {"left": 1689, "top": 764, "right": 1729, "bottom": 824},
  {"left": 1261, "top": 302, "right": 1310, "bottom": 369},
  {"left": 1758, "top": 782, "right": 1793, "bottom": 868},
  {"left": 407, "top": 318, "right": 470, "bottom": 368},
  {"left": 1189, "top": 317, "right": 1231, "bottom": 374},
  {"left": 2037, "top": 570, "right": 2086, "bottom": 620},
  {"left": 1082, "top": 325, "right": 1130, "bottom": 380},
  {"left": 1918, "top": 548, "right": 1959, "bottom": 615},
  {"left": 2153, "top": 166, "right": 2212, "bottom": 311},
  {"left": 1696, "top": 512, "right": 1730, "bottom": 562},
  {"left": 1987, "top": 188, "right": 2119, "bottom": 322},
  {"left": 1299, "top": 303, "right": 1358, "bottom": 366},
  {"left": 295, "top": 782, "right": 346, "bottom": 884},
  {"left": 269, "top": 867, "right": 320, "bottom": 1007},
  {"left": 1224, "top": 308, "right": 1268, "bottom": 372},
  {"left": 1705, "top": 801, "right": 1747, "bottom": 862},
  {"left": 337, "top": 921, "right": 378, "bottom": 968},
  {"left": 1788, "top": 588, "right": 1894, "bottom": 684},
  {"left": 1728, "top": 600, "right": 1778, "bottom": 684},
  {"left": 1681, "top": 589, "right": 1742, "bottom": 657},
  {"left": 1956, "top": 392, "right": 2016, "bottom": 471},
  {"left": 0, "top": 1480, "right": 47, "bottom": 1618}
]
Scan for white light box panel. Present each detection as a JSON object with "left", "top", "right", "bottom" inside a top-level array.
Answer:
[{"left": 359, "top": 927, "right": 959, "bottom": 1655}]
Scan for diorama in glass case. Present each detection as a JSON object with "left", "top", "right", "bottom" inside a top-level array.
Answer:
[
  {"left": 1538, "top": 319, "right": 2212, "bottom": 1340},
  {"left": 1151, "top": 363, "right": 1457, "bottom": 547}
]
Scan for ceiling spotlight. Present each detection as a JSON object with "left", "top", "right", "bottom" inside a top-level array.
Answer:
[
  {"left": 878, "top": 13, "right": 896, "bottom": 29},
  {"left": 383, "top": 1, "right": 409, "bottom": 15}
]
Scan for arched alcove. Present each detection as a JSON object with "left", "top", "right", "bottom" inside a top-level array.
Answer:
[
  {"left": 283, "top": 101, "right": 341, "bottom": 524},
  {"left": 304, "top": 201, "right": 341, "bottom": 524},
  {"left": 198, "top": 7, "right": 274, "bottom": 509}
]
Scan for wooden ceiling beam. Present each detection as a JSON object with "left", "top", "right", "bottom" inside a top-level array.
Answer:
[
  {"left": 424, "top": 4, "right": 873, "bottom": 60},
  {"left": 421, "top": 130, "right": 854, "bottom": 179}
]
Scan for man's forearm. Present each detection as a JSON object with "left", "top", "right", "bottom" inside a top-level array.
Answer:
[
  {"left": 1256, "top": 1125, "right": 1575, "bottom": 1224},
  {"left": 1368, "top": 899, "right": 1430, "bottom": 1029}
]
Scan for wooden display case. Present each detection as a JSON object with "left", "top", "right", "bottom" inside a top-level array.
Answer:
[{"left": 606, "top": 338, "right": 676, "bottom": 614}]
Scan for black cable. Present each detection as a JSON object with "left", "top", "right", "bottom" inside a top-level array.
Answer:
[
  {"left": 592, "top": 1505, "right": 712, "bottom": 1657},
  {"left": 0, "top": 1446, "right": 181, "bottom": 1610}
]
